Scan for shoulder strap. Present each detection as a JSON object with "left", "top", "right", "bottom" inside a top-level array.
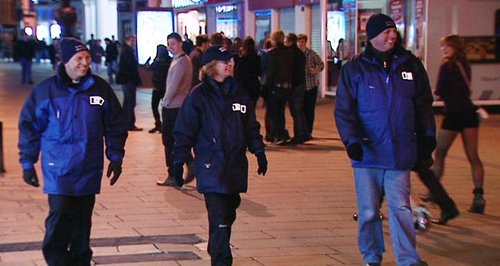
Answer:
[{"left": 455, "top": 61, "right": 471, "bottom": 88}]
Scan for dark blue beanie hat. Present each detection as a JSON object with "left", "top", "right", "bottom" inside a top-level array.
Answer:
[
  {"left": 60, "top": 37, "right": 89, "bottom": 63},
  {"left": 366, "top": 14, "right": 396, "bottom": 40}
]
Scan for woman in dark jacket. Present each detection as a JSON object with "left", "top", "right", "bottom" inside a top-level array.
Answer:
[
  {"left": 172, "top": 46, "right": 268, "bottom": 266},
  {"left": 149, "top": 44, "right": 172, "bottom": 133},
  {"left": 235, "top": 36, "right": 261, "bottom": 106},
  {"left": 433, "top": 34, "right": 486, "bottom": 213}
]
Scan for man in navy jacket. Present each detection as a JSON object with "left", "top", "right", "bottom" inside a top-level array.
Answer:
[
  {"left": 335, "top": 14, "right": 434, "bottom": 266},
  {"left": 18, "top": 37, "right": 128, "bottom": 265}
]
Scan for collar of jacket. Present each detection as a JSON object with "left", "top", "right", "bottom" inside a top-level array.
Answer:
[
  {"left": 57, "top": 63, "right": 95, "bottom": 91},
  {"left": 362, "top": 42, "right": 410, "bottom": 70},
  {"left": 205, "top": 76, "right": 238, "bottom": 96}
]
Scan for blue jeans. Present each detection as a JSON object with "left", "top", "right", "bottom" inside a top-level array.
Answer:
[
  {"left": 354, "top": 168, "right": 421, "bottom": 266},
  {"left": 20, "top": 57, "right": 33, "bottom": 84}
]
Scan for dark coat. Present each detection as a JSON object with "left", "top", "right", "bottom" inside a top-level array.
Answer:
[
  {"left": 235, "top": 53, "right": 261, "bottom": 103},
  {"left": 116, "top": 44, "right": 141, "bottom": 86},
  {"left": 173, "top": 76, "right": 265, "bottom": 194}
]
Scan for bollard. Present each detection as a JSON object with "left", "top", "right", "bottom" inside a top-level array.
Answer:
[{"left": 0, "top": 121, "right": 4, "bottom": 173}]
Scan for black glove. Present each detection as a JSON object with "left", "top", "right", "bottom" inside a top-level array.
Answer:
[
  {"left": 172, "top": 162, "right": 184, "bottom": 187},
  {"left": 23, "top": 168, "right": 40, "bottom": 187},
  {"left": 347, "top": 142, "right": 363, "bottom": 161},
  {"left": 256, "top": 152, "right": 268, "bottom": 176},
  {"left": 106, "top": 161, "right": 122, "bottom": 185}
]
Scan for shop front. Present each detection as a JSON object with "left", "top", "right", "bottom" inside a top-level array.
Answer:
[
  {"left": 322, "top": 0, "right": 425, "bottom": 96},
  {"left": 206, "top": 0, "right": 244, "bottom": 39},
  {"left": 172, "top": 0, "right": 207, "bottom": 40}
]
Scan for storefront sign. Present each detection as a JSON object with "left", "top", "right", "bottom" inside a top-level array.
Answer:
[
  {"left": 390, "top": 0, "right": 404, "bottom": 25},
  {"left": 215, "top": 5, "right": 237, "bottom": 13},
  {"left": 172, "top": 0, "right": 206, "bottom": 8}
]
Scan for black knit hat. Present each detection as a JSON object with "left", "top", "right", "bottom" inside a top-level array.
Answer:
[
  {"left": 366, "top": 14, "right": 396, "bottom": 40},
  {"left": 60, "top": 37, "right": 89, "bottom": 63}
]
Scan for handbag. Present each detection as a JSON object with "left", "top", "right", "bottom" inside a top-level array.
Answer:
[{"left": 456, "top": 62, "right": 489, "bottom": 121}]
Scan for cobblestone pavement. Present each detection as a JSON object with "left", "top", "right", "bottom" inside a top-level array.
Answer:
[{"left": 1, "top": 62, "right": 499, "bottom": 265}]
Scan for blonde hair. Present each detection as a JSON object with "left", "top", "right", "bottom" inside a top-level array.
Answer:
[
  {"left": 271, "top": 30, "right": 285, "bottom": 46},
  {"left": 199, "top": 60, "right": 218, "bottom": 81}
]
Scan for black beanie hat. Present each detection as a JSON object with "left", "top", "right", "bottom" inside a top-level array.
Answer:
[
  {"left": 60, "top": 37, "right": 89, "bottom": 64},
  {"left": 366, "top": 14, "right": 396, "bottom": 40}
]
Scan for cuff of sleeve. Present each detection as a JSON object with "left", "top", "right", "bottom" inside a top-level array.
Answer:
[{"left": 22, "top": 163, "right": 34, "bottom": 170}]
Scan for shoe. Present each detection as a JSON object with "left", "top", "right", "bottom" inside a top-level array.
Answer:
[
  {"left": 264, "top": 135, "right": 274, "bottom": 142},
  {"left": 148, "top": 126, "right": 161, "bottom": 133},
  {"left": 273, "top": 138, "right": 290, "bottom": 146},
  {"left": 303, "top": 135, "right": 313, "bottom": 142},
  {"left": 288, "top": 137, "right": 304, "bottom": 145},
  {"left": 128, "top": 126, "right": 143, "bottom": 131},
  {"left": 183, "top": 161, "right": 196, "bottom": 184},
  {"left": 365, "top": 263, "right": 381, "bottom": 266},
  {"left": 468, "top": 188, "right": 485, "bottom": 214},
  {"left": 156, "top": 176, "right": 183, "bottom": 187},
  {"left": 410, "top": 261, "right": 429, "bottom": 266},
  {"left": 432, "top": 207, "right": 459, "bottom": 225}
]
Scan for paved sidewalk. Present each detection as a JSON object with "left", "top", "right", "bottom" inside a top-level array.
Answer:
[{"left": 1, "top": 62, "right": 500, "bottom": 265}]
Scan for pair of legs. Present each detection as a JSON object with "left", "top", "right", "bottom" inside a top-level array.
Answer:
[
  {"left": 354, "top": 168, "right": 423, "bottom": 266},
  {"left": 150, "top": 89, "right": 165, "bottom": 132},
  {"left": 303, "top": 87, "right": 318, "bottom": 137},
  {"left": 432, "top": 127, "right": 484, "bottom": 189},
  {"left": 204, "top": 193, "right": 241, "bottom": 266},
  {"left": 122, "top": 82, "right": 138, "bottom": 129},
  {"left": 43, "top": 195, "right": 95, "bottom": 266}
]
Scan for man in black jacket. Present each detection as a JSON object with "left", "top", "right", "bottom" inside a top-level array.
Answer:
[{"left": 116, "top": 34, "right": 142, "bottom": 131}]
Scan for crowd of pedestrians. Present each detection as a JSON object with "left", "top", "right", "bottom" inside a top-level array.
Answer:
[{"left": 15, "top": 13, "right": 489, "bottom": 266}]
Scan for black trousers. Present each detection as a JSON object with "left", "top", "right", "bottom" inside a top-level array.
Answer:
[
  {"left": 161, "top": 107, "right": 180, "bottom": 176},
  {"left": 42, "top": 194, "right": 96, "bottom": 266},
  {"left": 151, "top": 89, "right": 165, "bottom": 126},
  {"left": 303, "top": 87, "right": 318, "bottom": 136},
  {"left": 414, "top": 165, "right": 457, "bottom": 212},
  {"left": 268, "top": 86, "right": 308, "bottom": 140},
  {"left": 204, "top": 193, "right": 241, "bottom": 266}
]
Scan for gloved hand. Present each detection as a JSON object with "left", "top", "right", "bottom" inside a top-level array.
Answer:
[
  {"left": 106, "top": 161, "right": 122, "bottom": 185},
  {"left": 23, "top": 168, "right": 40, "bottom": 187},
  {"left": 172, "top": 162, "right": 184, "bottom": 187},
  {"left": 347, "top": 142, "right": 363, "bottom": 161},
  {"left": 256, "top": 152, "right": 268, "bottom": 176}
]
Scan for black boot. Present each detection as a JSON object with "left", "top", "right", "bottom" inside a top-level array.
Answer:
[
  {"left": 468, "top": 188, "right": 485, "bottom": 214},
  {"left": 148, "top": 122, "right": 162, "bottom": 133}
]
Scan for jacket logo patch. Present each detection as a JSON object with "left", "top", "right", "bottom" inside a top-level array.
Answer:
[
  {"left": 89, "top": 96, "right": 105, "bottom": 106},
  {"left": 401, "top": 72, "right": 413, "bottom": 80},
  {"left": 232, "top": 103, "right": 246, "bottom": 113}
]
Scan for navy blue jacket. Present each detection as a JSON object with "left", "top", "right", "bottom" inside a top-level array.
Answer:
[
  {"left": 335, "top": 44, "right": 435, "bottom": 170},
  {"left": 18, "top": 64, "right": 128, "bottom": 196},
  {"left": 173, "top": 76, "right": 265, "bottom": 194}
]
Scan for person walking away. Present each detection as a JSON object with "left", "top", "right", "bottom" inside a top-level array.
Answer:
[
  {"left": 18, "top": 34, "right": 35, "bottom": 84},
  {"left": 235, "top": 36, "right": 261, "bottom": 107},
  {"left": 116, "top": 34, "right": 143, "bottom": 131},
  {"left": 334, "top": 14, "right": 432, "bottom": 266},
  {"left": 172, "top": 47, "right": 268, "bottom": 266},
  {"left": 156, "top": 33, "right": 193, "bottom": 187},
  {"left": 149, "top": 44, "right": 172, "bottom": 133},
  {"left": 18, "top": 37, "right": 128, "bottom": 265},
  {"left": 432, "top": 34, "right": 486, "bottom": 214},
  {"left": 265, "top": 30, "right": 294, "bottom": 145},
  {"left": 259, "top": 40, "right": 274, "bottom": 142},
  {"left": 297, "top": 34, "right": 324, "bottom": 139},
  {"left": 284, "top": 33, "right": 309, "bottom": 144},
  {"left": 89, "top": 39, "right": 104, "bottom": 73},
  {"left": 189, "top": 34, "right": 209, "bottom": 88},
  {"left": 104, "top": 38, "right": 119, "bottom": 84}
]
